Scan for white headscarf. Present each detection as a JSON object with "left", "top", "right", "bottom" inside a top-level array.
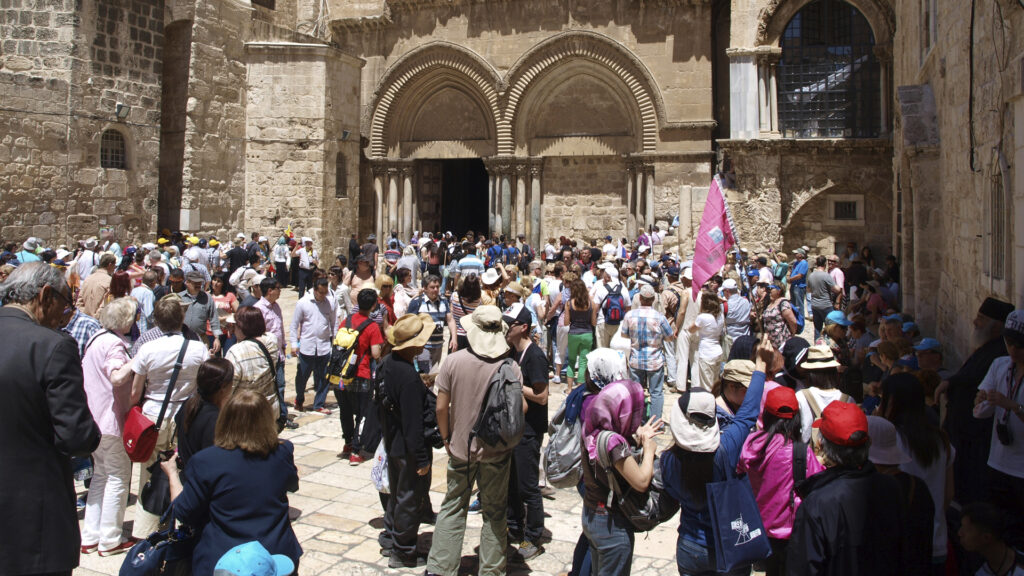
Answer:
[{"left": 585, "top": 348, "right": 627, "bottom": 388}]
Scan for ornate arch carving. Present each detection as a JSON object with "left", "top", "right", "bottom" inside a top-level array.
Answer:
[
  {"left": 367, "top": 42, "right": 502, "bottom": 159},
  {"left": 501, "top": 31, "right": 666, "bottom": 155},
  {"left": 756, "top": 0, "right": 895, "bottom": 46}
]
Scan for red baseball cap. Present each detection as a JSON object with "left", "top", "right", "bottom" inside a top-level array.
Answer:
[
  {"left": 812, "top": 402, "right": 869, "bottom": 446},
  {"left": 765, "top": 387, "right": 799, "bottom": 419}
]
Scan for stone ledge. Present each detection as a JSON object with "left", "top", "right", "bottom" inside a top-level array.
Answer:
[
  {"left": 717, "top": 137, "right": 893, "bottom": 155},
  {"left": 244, "top": 42, "right": 365, "bottom": 67}
]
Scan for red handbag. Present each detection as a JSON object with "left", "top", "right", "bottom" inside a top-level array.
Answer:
[{"left": 123, "top": 337, "right": 190, "bottom": 463}]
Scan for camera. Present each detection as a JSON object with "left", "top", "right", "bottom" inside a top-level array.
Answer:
[{"left": 996, "top": 419, "right": 1013, "bottom": 446}]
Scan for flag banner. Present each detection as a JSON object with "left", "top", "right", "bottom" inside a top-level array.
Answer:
[{"left": 692, "top": 175, "right": 736, "bottom": 299}]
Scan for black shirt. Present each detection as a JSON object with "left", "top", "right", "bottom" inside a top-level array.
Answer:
[
  {"left": 515, "top": 342, "right": 549, "bottom": 437},
  {"left": 380, "top": 354, "right": 430, "bottom": 468},
  {"left": 225, "top": 246, "right": 249, "bottom": 277},
  {"left": 174, "top": 400, "right": 219, "bottom": 468}
]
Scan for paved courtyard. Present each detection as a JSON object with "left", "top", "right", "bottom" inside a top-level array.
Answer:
[{"left": 73, "top": 286, "right": 776, "bottom": 576}]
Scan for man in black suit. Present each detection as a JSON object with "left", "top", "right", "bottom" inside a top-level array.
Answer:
[{"left": 0, "top": 262, "right": 101, "bottom": 576}]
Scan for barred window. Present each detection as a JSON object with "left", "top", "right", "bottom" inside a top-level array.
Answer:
[
  {"left": 778, "top": 0, "right": 881, "bottom": 138},
  {"left": 335, "top": 153, "right": 347, "bottom": 198},
  {"left": 100, "top": 129, "right": 126, "bottom": 169},
  {"left": 833, "top": 200, "right": 858, "bottom": 220}
]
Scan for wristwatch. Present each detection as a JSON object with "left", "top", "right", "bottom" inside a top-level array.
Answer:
[{"left": 1014, "top": 403, "right": 1024, "bottom": 416}]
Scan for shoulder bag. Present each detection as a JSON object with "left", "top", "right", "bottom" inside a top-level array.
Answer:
[
  {"left": 706, "top": 474, "right": 772, "bottom": 571},
  {"left": 123, "top": 337, "right": 190, "bottom": 463}
]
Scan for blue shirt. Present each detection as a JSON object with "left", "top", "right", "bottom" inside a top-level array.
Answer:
[
  {"left": 661, "top": 371, "right": 766, "bottom": 549},
  {"left": 63, "top": 310, "right": 102, "bottom": 359},
  {"left": 789, "top": 260, "right": 808, "bottom": 288},
  {"left": 456, "top": 254, "right": 485, "bottom": 276}
]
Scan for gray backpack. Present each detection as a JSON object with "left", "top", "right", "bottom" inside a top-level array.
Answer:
[
  {"left": 543, "top": 400, "right": 583, "bottom": 488},
  {"left": 469, "top": 358, "right": 524, "bottom": 452}
]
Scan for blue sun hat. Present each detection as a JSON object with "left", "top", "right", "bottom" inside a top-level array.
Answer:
[
  {"left": 826, "top": 310, "right": 852, "bottom": 326},
  {"left": 213, "top": 542, "right": 294, "bottom": 576}
]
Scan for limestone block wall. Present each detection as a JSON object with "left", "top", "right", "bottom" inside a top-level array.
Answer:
[
  {"left": 0, "top": 0, "right": 164, "bottom": 246},
  {"left": 892, "top": 0, "right": 1023, "bottom": 363},
  {"left": 542, "top": 156, "right": 627, "bottom": 241}
]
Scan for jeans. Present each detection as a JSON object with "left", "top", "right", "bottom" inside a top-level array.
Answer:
[
  {"left": 295, "top": 352, "right": 329, "bottom": 409},
  {"left": 566, "top": 332, "right": 594, "bottom": 380},
  {"left": 297, "top": 267, "right": 313, "bottom": 298},
  {"left": 629, "top": 366, "right": 665, "bottom": 420},
  {"left": 664, "top": 337, "right": 677, "bottom": 385},
  {"left": 790, "top": 285, "right": 806, "bottom": 319},
  {"left": 581, "top": 506, "right": 634, "bottom": 576},
  {"left": 507, "top": 432, "right": 544, "bottom": 544},
  {"left": 676, "top": 536, "right": 751, "bottom": 576},
  {"left": 426, "top": 456, "right": 512, "bottom": 576},
  {"left": 81, "top": 435, "right": 131, "bottom": 550},
  {"left": 811, "top": 306, "right": 831, "bottom": 340},
  {"left": 334, "top": 377, "right": 371, "bottom": 453},
  {"left": 275, "top": 360, "right": 287, "bottom": 422}
]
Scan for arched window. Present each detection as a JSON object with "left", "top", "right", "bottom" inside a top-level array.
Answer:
[
  {"left": 335, "top": 152, "right": 347, "bottom": 198},
  {"left": 778, "top": 0, "right": 880, "bottom": 138},
  {"left": 100, "top": 129, "right": 127, "bottom": 169}
]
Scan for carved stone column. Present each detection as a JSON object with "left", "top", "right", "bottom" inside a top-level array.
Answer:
[
  {"left": 501, "top": 172, "right": 512, "bottom": 238},
  {"left": 371, "top": 164, "right": 386, "bottom": 243},
  {"left": 642, "top": 164, "right": 655, "bottom": 233},
  {"left": 387, "top": 166, "right": 400, "bottom": 237},
  {"left": 402, "top": 165, "right": 414, "bottom": 241},
  {"left": 633, "top": 163, "right": 644, "bottom": 232},
  {"left": 515, "top": 163, "right": 527, "bottom": 239},
  {"left": 529, "top": 160, "right": 543, "bottom": 250},
  {"left": 488, "top": 172, "right": 496, "bottom": 236},
  {"left": 874, "top": 44, "right": 893, "bottom": 137},
  {"left": 625, "top": 160, "right": 637, "bottom": 238}
]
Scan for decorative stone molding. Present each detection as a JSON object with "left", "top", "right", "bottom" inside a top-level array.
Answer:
[
  {"left": 755, "top": 0, "right": 895, "bottom": 46},
  {"left": 501, "top": 30, "right": 666, "bottom": 155},
  {"left": 367, "top": 42, "right": 503, "bottom": 158}
]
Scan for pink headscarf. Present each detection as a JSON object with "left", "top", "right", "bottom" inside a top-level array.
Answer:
[{"left": 582, "top": 379, "right": 646, "bottom": 462}]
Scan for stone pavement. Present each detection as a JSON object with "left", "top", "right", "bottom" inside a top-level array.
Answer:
[{"left": 74, "top": 286, "right": 774, "bottom": 576}]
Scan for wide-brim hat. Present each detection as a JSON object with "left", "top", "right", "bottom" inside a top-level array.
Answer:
[
  {"left": 461, "top": 305, "right": 510, "bottom": 359},
  {"left": 387, "top": 313, "right": 435, "bottom": 351},
  {"left": 480, "top": 268, "right": 500, "bottom": 286},
  {"left": 671, "top": 390, "right": 720, "bottom": 453},
  {"left": 866, "top": 416, "right": 911, "bottom": 466},
  {"left": 83, "top": 237, "right": 98, "bottom": 250},
  {"left": 802, "top": 344, "right": 841, "bottom": 370}
]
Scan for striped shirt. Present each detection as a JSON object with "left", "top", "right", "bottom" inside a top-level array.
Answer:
[
  {"left": 407, "top": 294, "right": 449, "bottom": 349},
  {"left": 456, "top": 254, "right": 485, "bottom": 276},
  {"left": 450, "top": 292, "right": 478, "bottom": 337}
]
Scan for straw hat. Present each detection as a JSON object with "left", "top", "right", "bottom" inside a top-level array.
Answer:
[
  {"left": 460, "top": 305, "right": 510, "bottom": 359},
  {"left": 386, "top": 313, "right": 435, "bottom": 352},
  {"left": 481, "top": 268, "right": 500, "bottom": 286},
  {"left": 802, "top": 345, "right": 841, "bottom": 370}
]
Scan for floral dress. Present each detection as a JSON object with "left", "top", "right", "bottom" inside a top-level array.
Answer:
[{"left": 762, "top": 299, "right": 793, "bottom": 351}]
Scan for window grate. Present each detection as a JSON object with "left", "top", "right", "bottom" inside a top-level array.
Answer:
[
  {"left": 778, "top": 0, "right": 881, "bottom": 138},
  {"left": 990, "top": 170, "right": 1005, "bottom": 280},
  {"left": 833, "top": 200, "right": 858, "bottom": 220},
  {"left": 100, "top": 130, "right": 126, "bottom": 169}
]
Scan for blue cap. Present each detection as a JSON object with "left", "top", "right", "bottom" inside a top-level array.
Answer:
[
  {"left": 902, "top": 322, "right": 918, "bottom": 333},
  {"left": 913, "top": 338, "right": 941, "bottom": 352},
  {"left": 214, "top": 542, "right": 294, "bottom": 576},
  {"left": 896, "top": 356, "right": 919, "bottom": 370},
  {"left": 826, "top": 310, "right": 852, "bottom": 326},
  {"left": 883, "top": 314, "right": 903, "bottom": 322},
  {"left": 666, "top": 266, "right": 681, "bottom": 276},
  {"left": 747, "top": 269, "right": 759, "bottom": 277}
]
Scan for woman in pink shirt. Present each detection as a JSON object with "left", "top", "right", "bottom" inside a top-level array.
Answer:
[
  {"left": 80, "top": 297, "right": 139, "bottom": 556},
  {"left": 737, "top": 386, "right": 825, "bottom": 576}
]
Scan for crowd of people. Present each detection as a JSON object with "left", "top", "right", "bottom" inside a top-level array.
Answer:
[{"left": 1, "top": 226, "right": 1022, "bottom": 576}]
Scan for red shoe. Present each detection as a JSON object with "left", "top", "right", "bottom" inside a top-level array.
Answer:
[
  {"left": 337, "top": 443, "right": 354, "bottom": 459},
  {"left": 81, "top": 543, "right": 98, "bottom": 555},
  {"left": 315, "top": 407, "right": 332, "bottom": 415},
  {"left": 348, "top": 453, "right": 365, "bottom": 466},
  {"left": 98, "top": 539, "right": 137, "bottom": 557}
]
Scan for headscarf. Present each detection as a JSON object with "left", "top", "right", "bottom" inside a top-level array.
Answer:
[
  {"left": 585, "top": 348, "right": 627, "bottom": 389},
  {"left": 277, "top": 237, "right": 287, "bottom": 246},
  {"left": 582, "top": 379, "right": 645, "bottom": 463}
]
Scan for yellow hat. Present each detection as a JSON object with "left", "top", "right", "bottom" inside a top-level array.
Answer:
[
  {"left": 209, "top": 239, "right": 220, "bottom": 247},
  {"left": 187, "top": 236, "right": 199, "bottom": 244},
  {"left": 157, "top": 238, "right": 169, "bottom": 245}
]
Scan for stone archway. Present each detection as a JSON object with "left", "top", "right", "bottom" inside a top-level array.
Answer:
[{"left": 756, "top": 0, "right": 895, "bottom": 47}]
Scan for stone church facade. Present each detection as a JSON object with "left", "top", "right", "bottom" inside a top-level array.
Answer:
[{"left": 1, "top": 0, "right": 1022, "bottom": 358}]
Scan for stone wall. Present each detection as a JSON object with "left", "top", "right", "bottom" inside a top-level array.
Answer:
[
  {"left": 0, "top": 0, "right": 164, "bottom": 245},
  {"left": 542, "top": 156, "right": 627, "bottom": 241},
  {"left": 893, "top": 0, "right": 1023, "bottom": 363}
]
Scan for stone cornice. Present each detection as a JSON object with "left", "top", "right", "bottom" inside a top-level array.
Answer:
[
  {"left": 244, "top": 42, "right": 365, "bottom": 67},
  {"left": 717, "top": 138, "right": 893, "bottom": 155}
]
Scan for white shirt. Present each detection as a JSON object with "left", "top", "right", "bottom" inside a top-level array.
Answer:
[
  {"left": 273, "top": 244, "right": 290, "bottom": 263},
  {"left": 290, "top": 293, "right": 336, "bottom": 356},
  {"left": 298, "top": 247, "right": 318, "bottom": 270},
  {"left": 77, "top": 249, "right": 99, "bottom": 280},
  {"left": 976, "top": 357, "right": 1024, "bottom": 478},
  {"left": 694, "top": 313, "right": 724, "bottom": 359},
  {"left": 329, "top": 284, "right": 353, "bottom": 326},
  {"left": 591, "top": 280, "right": 623, "bottom": 323},
  {"left": 797, "top": 388, "right": 855, "bottom": 443},
  {"left": 900, "top": 439, "right": 955, "bottom": 558},
  {"left": 544, "top": 243, "right": 556, "bottom": 261},
  {"left": 132, "top": 334, "right": 210, "bottom": 420}
]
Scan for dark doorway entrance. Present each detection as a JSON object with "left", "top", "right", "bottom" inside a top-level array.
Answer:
[{"left": 420, "top": 159, "right": 489, "bottom": 237}]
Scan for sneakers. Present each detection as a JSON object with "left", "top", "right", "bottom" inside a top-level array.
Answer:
[
  {"left": 283, "top": 420, "right": 299, "bottom": 429},
  {"left": 315, "top": 407, "right": 332, "bottom": 415},
  {"left": 468, "top": 497, "right": 482, "bottom": 514},
  {"left": 337, "top": 443, "right": 354, "bottom": 460},
  {"left": 552, "top": 374, "right": 561, "bottom": 384},
  {"left": 76, "top": 496, "right": 87, "bottom": 514},
  {"left": 388, "top": 553, "right": 427, "bottom": 569},
  {"left": 348, "top": 453, "right": 365, "bottom": 466},
  {"left": 98, "top": 539, "right": 137, "bottom": 557},
  {"left": 517, "top": 541, "right": 542, "bottom": 560},
  {"left": 80, "top": 543, "right": 98, "bottom": 555}
]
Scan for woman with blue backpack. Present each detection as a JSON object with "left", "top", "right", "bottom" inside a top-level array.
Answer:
[{"left": 661, "top": 334, "right": 772, "bottom": 576}]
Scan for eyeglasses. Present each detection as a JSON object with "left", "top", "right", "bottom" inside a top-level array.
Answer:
[{"left": 50, "top": 286, "right": 75, "bottom": 316}]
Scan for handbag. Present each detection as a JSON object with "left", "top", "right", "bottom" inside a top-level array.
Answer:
[
  {"left": 706, "top": 475, "right": 772, "bottom": 572},
  {"left": 123, "top": 337, "right": 191, "bottom": 463},
  {"left": 119, "top": 509, "right": 195, "bottom": 576},
  {"left": 140, "top": 459, "right": 172, "bottom": 515}
]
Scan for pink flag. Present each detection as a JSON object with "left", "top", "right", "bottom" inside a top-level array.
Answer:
[{"left": 692, "top": 175, "right": 736, "bottom": 299}]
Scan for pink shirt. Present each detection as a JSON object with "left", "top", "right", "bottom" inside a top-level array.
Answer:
[
  {"left": 255, "top": 297, "right": 285, "bottom": 361},
  {"left": 82, "top": 331, "right": 133, "bottom": 436},
  {"left": 737, "top": 430, "right": 825, "bottom": 539}
]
